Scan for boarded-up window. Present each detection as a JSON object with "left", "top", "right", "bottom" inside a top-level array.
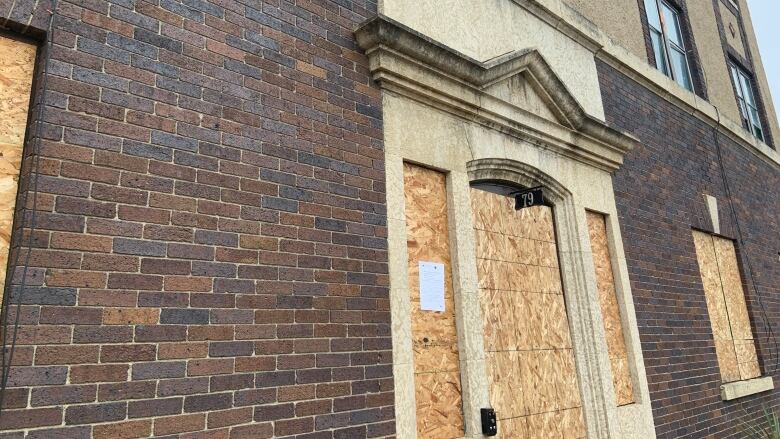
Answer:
[
  {"left": 471, "top": 184, "right": 585, "bottom": 438},
  {"left": 0, "top": 36, "right": 37, "bottom": 304},
  {"left": 403, "top": 163, "right": 464, "bottom": 438},
  {"left": 586, "top": 212, "right": 634, "bottom": 406},
  {"left": 692, "top": 230, "right": 760, "bottom": 382}
]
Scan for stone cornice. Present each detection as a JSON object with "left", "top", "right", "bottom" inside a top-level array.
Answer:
[{"left": 355, "top": 15, "right": 640, "bottom": 173}]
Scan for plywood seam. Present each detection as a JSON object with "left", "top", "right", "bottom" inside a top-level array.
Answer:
[{"left": 711, "top": 236, "right": 739, "bottom": 349}]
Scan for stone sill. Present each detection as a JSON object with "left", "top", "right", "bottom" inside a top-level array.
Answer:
[{"left": 721, "top": 376, "right": 774, "bottom": 401}]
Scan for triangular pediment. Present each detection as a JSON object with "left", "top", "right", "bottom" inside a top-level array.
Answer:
[
  {"left": 482, "top": 71, "right": 568, "bottom": 126},
  {"left": 355, "top": 15, "right": 640, "bottom": 171}
]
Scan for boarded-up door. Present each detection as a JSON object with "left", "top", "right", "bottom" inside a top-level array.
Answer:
[
  {"left": 404, "top": 163, "right": 465, "bottom": 438},
  {"left": 0, "top": 36, "right": 37, "bottom": 303},
  {"left": 471, "top": 184, "right": 585, "bottom": 438}
]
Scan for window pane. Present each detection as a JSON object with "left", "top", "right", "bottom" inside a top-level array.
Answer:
[
  {"left": 736, "top": 97, "right": 749, "bottom": 127},
  {"left": 644, "top": 0, "right": 662, "bottom": 30},
  {"left": 730, "top": 66, "right": 744, "bottom": 98},
  {"left": 661, "top": 3, "right": 684, "bottom": 47},
  {"left": 669, "top": 48, "right": 692, "bottom": 90},
  {"left": 739, "top": 73, "right": 757, "bottom": 107},
  {"left": 651, "top": 31, "right": 669, "bottom": 75},
  {"left": 754, "top": 125, "right": 764, "bottom": 141},
  {"left": 748, "top": 106, "right": 764, "bottom": 138}
]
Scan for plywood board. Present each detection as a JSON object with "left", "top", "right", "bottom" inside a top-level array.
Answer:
[
  {"left": 712, "top": 238, "right": 752, "bottom": 341},
  {"left": 471, "top": 185, "right": 584, "bottom": 433},
  {"left": 692, "top": 231, "right": 732, "bottom": 341},
  {"left": 0, "top": 37, "right": 36, "bottom": 305},
  {"left": 692, "top": 231, "right": 761, "bottom": 383},
  {"left": 714, "top": 338, "right": 740, "bottom": 383},
  {"left": 734, "top": 339, "right": 761, "bottom": 380},
  {"left": 525, "top": 407, "right": 586, "bottom": 439},
  {"left": 586, "top": 211, "right": 634, "bottom": 406},
  {"left": 414, "top": 371, "right": 465, "bottom": 438},
  {"left": 403, "top": 163, "right": 464, "bottom": 438}
]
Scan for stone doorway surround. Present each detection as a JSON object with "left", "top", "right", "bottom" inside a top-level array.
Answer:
[{"left": 356, "top": 15, "right": 656, "bottom": 439}]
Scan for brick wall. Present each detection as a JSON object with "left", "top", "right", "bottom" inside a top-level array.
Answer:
[
  {"left": 598, "top": 59, "right": 780, "bottom": 438},
  {"left": 0, "top": 0, "right": 394, "bottom": 438}
]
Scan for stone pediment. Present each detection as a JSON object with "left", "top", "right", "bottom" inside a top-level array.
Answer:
[{"left": 355, "top": 15, "right": 640, "bottom": 172}]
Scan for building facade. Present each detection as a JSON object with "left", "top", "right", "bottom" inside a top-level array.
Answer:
[{"left": 0, "top": 0, "right": 778, "bottom": 438}]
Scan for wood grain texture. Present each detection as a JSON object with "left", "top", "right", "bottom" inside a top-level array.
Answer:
[
  {"left": 692, "top": 231, "right": 760, "bottom": 382},
  {"left": 586, "top": 211, "right": 634, "bottom": 406},
  {"left": 0, "top": 37, "right": 36, "bottom": 305},
  {"left": 471, "top": 187, "right": 585, "bottom": 438},
  {"left": 403, "top": 163, "right": 464, "bottom": 438}
]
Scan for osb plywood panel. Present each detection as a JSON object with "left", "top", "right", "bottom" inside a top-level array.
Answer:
[
  {"left": 692, "top": 232, "right": 733, "bottom": 342},
  {"left": 692, "top": 231, "right": 760, "bottom": 383},
  {"left": 586, "top": 211, "right": 634, "bottom": 406},
  {"left": 403, "top": 163, "right": 464, "bottom": 438},
  {"left": 713, "top": 238, "right": 752, "bottom": 341},
  {"left": 471, "top": 186, "right": 584, "bottom": 438},
  {"left": 734, "top": 339, "right": 761, "bottom": 380},
  {"left": 414, "top": 371, "right": 465, "bottom": 438},
  {"left": 0, "top": 37, "right": 37, "bottom": 305}
]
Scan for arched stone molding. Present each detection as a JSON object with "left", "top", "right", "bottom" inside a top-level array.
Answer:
[{"left": 467, "top": 159, "right": 617, "bottom": 438}]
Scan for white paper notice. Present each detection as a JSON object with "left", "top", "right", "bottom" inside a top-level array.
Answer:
[{"left": 419, "top": 261, "right": 445, "bottom": 312}]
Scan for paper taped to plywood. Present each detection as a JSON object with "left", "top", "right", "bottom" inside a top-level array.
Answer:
[
  {"left": 404, "top": 163, "right": 464, "bottom": 438},
  {"left": 419, "top": 261, "right": 445, "bottom": 312}
]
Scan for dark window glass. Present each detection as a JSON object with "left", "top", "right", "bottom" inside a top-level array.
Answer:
[
  {"left": 644, "top": 0, "right": 693, "bottom": 91},
  {"left": 730, "top": 64, "right": 765, "bottom": 142}
]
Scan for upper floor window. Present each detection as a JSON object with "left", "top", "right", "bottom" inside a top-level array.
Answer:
[
  {"left": 644, "top": 0, "right": 694, "bottom": 91},
  {"left": 730, "top": 63, "right": 765, "bottom": 142}
]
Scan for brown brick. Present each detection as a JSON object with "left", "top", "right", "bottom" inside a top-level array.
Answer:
[
  {"left": 93, "top": 420, "right": 152, "bottom": 439},
  {"left": 98, "top": 381, "right": 157, "bottom": 402},
  {"left": 153, "top": 413, "right": 205, "bottom": 436},
  {"left": 45, "top": 269, "right": 107, "bottom": 288},
  {"left": 30, "top": 385, "right": 96, "bottom": 406},
  {"left": 0, "top": 407, "right": 62, "bottom": 430},
  {"left": 35, "top": 345, "right": 99, "bottom": 365},
  {"left": 187, "top": 358, "right": 234, "bottom": 377},
  {"left": 65, "top": 402, "right": 127, "bottom": 424},
  {"left": 103, "top": 307, "right": 160, "bottom": 325},
  {"left": 159, "top": 342, "right": 209, "bottom": 359},
  {"left": 164, "top": 276, "right": 212, "bottom": 292},
  {"left": 101, "top": 344, "right": 157, "bottom": 363},
  {"left": 70, "top": 364, "right": 129, "bottom": 384},
  {"left": 108, "top": 273, "right": 163, "bottom": 290},
  {"left": 50, "top": 232, "right": 113, "bottom": 252},
  {"left": 229, "top": 423, "right": 273, "bottom": 439},
  {"left": 207, "top": 407, "right": 252, "bottom": 429},
  {"left": 82, "top": 255, "right": 139, "bottom": 273}
]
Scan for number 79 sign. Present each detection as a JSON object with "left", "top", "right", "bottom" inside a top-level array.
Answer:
[{"left": 513, "top": 186, "right": 545, "bottom": 210}]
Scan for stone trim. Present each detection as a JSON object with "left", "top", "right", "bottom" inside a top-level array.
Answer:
[
  {"left": 377, "top": 68, "right": 656, "bottom": 439},
  {"left": 355, "top": 15, "right": 639, "bottom": 173},
  {"left": 721, "top": 376, "right": 774, "bottom": 401}
]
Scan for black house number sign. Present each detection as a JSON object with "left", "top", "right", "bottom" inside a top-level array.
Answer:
[{"left": 514, "top": 186, "right": 544, "bottom": 210}]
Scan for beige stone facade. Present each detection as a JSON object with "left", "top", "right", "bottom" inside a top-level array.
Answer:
[
  {"left": 356, "top": 11, "right": 656, "bottom": 437},
  {"left": 359, "top": 0, "right": 778, "bottom": 437}
]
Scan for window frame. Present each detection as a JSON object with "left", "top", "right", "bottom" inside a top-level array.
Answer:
[
  {"left": 643, "top": 0, "right": 695, "bottom": 91},
  {"left": 729, "top": 62, "right": 765, "bottom": 142}
]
